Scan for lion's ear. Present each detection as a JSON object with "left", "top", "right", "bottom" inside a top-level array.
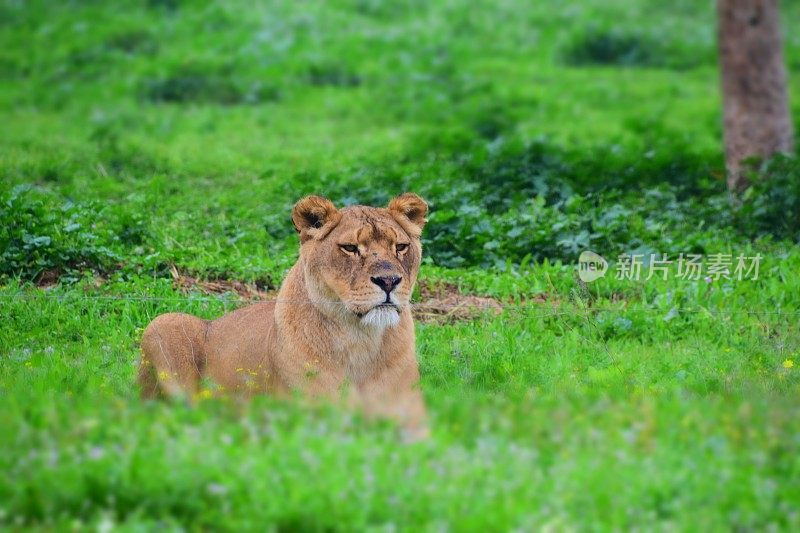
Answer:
[
  {"left": 292, "top": 195, "right": 340, "bottom": 243},
  {"left": 388, "top": 193, "right": 428, "bottom": 237}
]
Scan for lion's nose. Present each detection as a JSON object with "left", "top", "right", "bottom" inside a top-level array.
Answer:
[{"left": 370, "top": 275, "right": 402, "bottom": 294}]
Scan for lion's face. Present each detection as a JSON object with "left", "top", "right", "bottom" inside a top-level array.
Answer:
[{"left": 291, "top": 194, "right": 427, "bottom": 328}]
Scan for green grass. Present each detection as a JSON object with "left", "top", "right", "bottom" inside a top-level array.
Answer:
[
  {"left": 3, "top": 265, "right": 800, "bottom": 530},
  {"left": 2, "top": 0, "right": 800, "bottom": 529}
]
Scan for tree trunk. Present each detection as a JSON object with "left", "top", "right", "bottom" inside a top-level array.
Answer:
[{"left": 717, "top": 0, "right": 794, "bottom": 192}]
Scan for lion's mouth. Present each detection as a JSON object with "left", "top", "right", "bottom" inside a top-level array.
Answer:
[{"left": 354, "top": 302, "right": 398, "bottom": 316}]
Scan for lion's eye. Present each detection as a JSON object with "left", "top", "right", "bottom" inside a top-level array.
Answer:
[
  {"left": 340, "top": 244, "right": 359, "bottom": 254},
  {"left": 396, "top": 243, "right": 409, "bottom": 253}
]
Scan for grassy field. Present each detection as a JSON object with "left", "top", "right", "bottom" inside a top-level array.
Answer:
[{"left": 2, "top": 0, "right": 800, "bottom": 530}]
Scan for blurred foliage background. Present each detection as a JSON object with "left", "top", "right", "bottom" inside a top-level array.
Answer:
[{"left": 2, "top": 0, "right": 799, "bottom": 282}]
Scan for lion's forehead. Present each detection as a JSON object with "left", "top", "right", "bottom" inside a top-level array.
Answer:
[{"left": 334, "top": 206, "right": 408, "bottom": 243}]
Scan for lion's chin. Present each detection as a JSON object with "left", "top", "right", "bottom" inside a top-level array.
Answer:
[{"left": 360, "top": 304, "right": 400, "bottom": 328}]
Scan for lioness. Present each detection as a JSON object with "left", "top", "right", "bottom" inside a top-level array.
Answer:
[{"left": 139, "top": 193, "right": 429, "bottom": 439}]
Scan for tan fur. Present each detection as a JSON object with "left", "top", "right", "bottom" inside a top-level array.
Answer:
[{"left": 139, "top": 193, "right": 429, "bottom": 439}]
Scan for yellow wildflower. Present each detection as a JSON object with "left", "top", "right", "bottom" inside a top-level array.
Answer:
[{"left": 783, "top": 359, "right": 794, "bottom": 369}]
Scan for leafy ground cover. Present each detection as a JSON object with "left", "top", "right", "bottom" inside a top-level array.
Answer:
[{"left": 2, "top": 0, "right": 800, "bottom": 529}]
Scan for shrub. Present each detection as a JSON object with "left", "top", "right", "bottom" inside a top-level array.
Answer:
[
  {"left": 0, "top": 186, "right": 120, "bottom": 281},
  {"left": 420, "top": 184, "right": 734, "bottom": 268},
  {"left": 736, "top": 155, "right": 800, "bottom": 242},
  {"left": 141, "top": 65, "right": 279, "bottom": 105},
  {"left": 563, "top": 28, "right": 661, "bottom": 67},
  {"left": 318, "top": 139, "right": 740, "bottom": 268},
  {"left": 304, "top": 63, "right": 362, "bottom": 87},
  {"left": 560, "top": 26, "right": 704, "bottom": 69},
  {"left": 105, "top": 30, "right": 158, "bottom": 56}
]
